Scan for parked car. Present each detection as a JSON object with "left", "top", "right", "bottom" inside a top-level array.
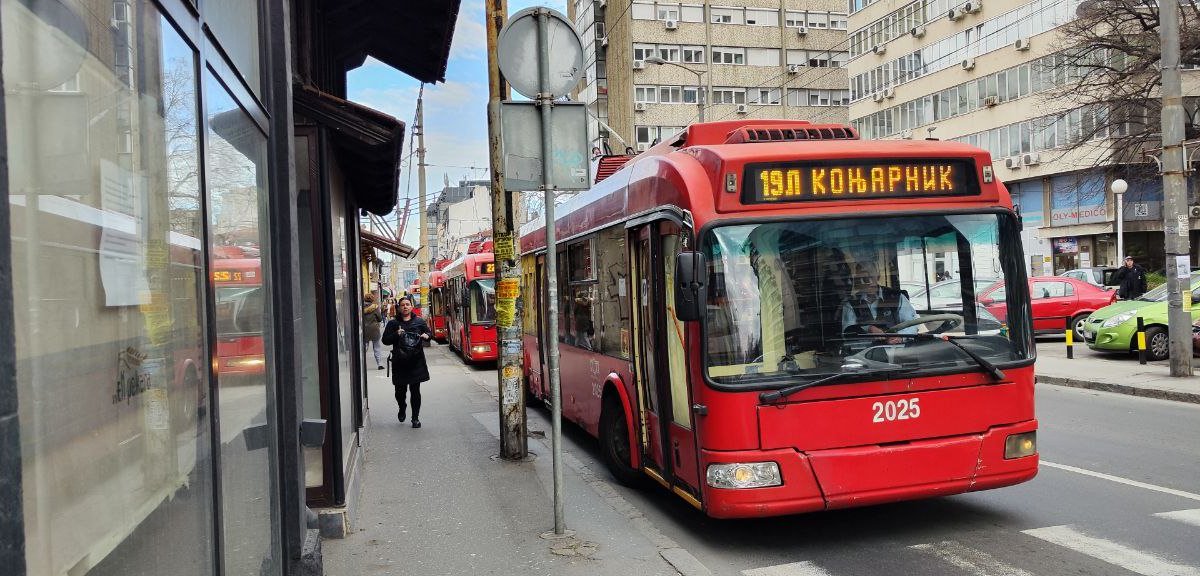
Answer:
[
  {"left": 909, "top": 278, "right": 1000, "bottom": 310},
  {"left": 977, "top": 277, "right": 1116, "bottom": 340},
  {"left": 1082, "top": 271, "right": 1200, "bottom": 360},
  {"left": 1060, "top": 267, "right": 1115, "bottom": 288},
  {"left": 1193, "top": 318, "right": 1200, "bottom": 356}
]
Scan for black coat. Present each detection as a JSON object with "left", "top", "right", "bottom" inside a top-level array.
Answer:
[
  {"left": 382, "top": 315, "right": 431, "bottom": 384},
  {"left": 1113, "top": 264, "right": 1148, "bottom": 299}
]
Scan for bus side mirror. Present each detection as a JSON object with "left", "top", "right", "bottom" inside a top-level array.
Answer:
[{"left": 675, "top": 252, "right": 706, "bottom": 322}]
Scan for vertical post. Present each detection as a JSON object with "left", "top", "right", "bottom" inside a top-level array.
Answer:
[
  {"left": 485, "top": 0, "right": 527, "bottom": 460},
  {"left": 1115, "top": 191, "right": 1124, "bottom": 263},
  {"left": 417, "top": 94, "right": 429, "bottom": 279},
  {"left": 1137, "top": 316, "right": 1148, "bottom": 365},
  {"left": 696, "top": 76, "right": 706, "bottom": 123},
  {"left": 537, "top": 8, "right": 566, "bottom": 536},
  {"left": 1065, "top": 327, "right": 1073, "bottom": 359},
  {"left": 1160, "top": 0, "right": 1192, "bottom": 375}
]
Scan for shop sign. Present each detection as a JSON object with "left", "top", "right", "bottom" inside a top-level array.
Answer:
[{"left": 1053, "top": 237, "right": 1079, "bottom": 254}]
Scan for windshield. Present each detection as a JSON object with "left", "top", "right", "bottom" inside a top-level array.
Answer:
[
  {"left": 1137, "top": 273, "right": 1200, "bottom": 301},
  {"left": 431, "top": 290, "right": 447, "bottom": 316},
  {"left": 703, "top": 213, "right": 1031, "bottom": 385},
  {"left": 216, "top": 286, "right": 264, "bottom": 336},
  {"left": 469, "top": 279, "right": 496, "bottom": 324}
]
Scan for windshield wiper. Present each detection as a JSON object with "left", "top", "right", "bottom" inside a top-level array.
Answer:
[
  {"left": 840, "top": 332, "right": 1006, "bottom": 381},
  {"left": 758, "top": 367, "right": 915, "bottom": 404}
]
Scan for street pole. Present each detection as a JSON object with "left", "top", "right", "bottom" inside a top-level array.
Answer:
[
  {"left": 416, "top": 92, "right": 429, "bottom": 285},
  {"left": 697, "top": 86, "right": 706, "bottom": 123},
  {"left": 485, "top": 0, "right": 528, "bottom": 459},
  {"left": 1111, "top": 178, "right": 1127, "bottom": 262},
  {"left": 536, "top": 7, "right": 566, "bottom": 536},
  {"left": 1159, "top": 0, "right": 1192, "bottom": 375}
]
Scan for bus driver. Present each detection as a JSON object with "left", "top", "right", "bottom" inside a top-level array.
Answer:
[{"left": 841, "top": 261, "right": 918, "bottom": 345}]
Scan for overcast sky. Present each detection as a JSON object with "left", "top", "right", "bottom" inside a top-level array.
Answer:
[{"left": 348, "top": 1, "right": 567, "bottom": 246}]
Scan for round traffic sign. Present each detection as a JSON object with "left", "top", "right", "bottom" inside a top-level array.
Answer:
[{"left": 497, "top": 7, "right": 584, "bottom": 100}]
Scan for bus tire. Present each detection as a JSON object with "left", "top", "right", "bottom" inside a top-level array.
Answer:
[{"left": 599, "top": 394, "right": 641, "bottom": 487}]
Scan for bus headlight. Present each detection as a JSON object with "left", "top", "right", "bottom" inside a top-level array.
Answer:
[
  {"left": 1004, "top": 431, "right": 1037, "bottom": 459},
  {"left": 471, "top": 344, "right": 493, "bottom": 355},
  {"left": 706, "top": 462, "right": 781, "bottom": 489}
]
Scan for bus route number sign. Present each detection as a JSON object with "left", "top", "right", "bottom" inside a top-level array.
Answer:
[
  {"left": 743, "top": 159, "right": 978, "bottom": 204},
  {"left": 479, "top": 262, "right": 496, "bottom": 276},
  {"left": 213, "top": 271, "right": 243, "bottom": 282}
]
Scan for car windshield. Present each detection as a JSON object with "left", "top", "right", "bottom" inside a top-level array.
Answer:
[
  {"left": 1136, "top": 273, "right": 1200, "bottom": 301},
  {"left": 216, "top": 286, "right": 264, "bottom": 336},
  {"left": 703, "top": 213, "right": 1032, "bottom": 385}
]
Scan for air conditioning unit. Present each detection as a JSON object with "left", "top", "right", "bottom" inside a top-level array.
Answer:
[
  {"left": 948, "top": 7, "right": 965, "bottom": 20},
  {"left": 735, "top": 103, "right": 749, "bottom": 114},
  {"left": 637, "top": 143, "right": 649, "bottom": 152},
  {"left": 1022, "top": 152, "right": 1041, "bottom": 166},
  {"left": 872, "top": 92, "right": 886, "bottom": 102},
  {"left": 1014, "top": 37, "right": 1032, "bottom": 51},
  {"left": 1189, "top": 206, "right": 1200, "bottom": 218},
  {"left": 965, "top": 0, "right": 982, "bottom": 13},
  {"left": 872, "top": 44, "right": 887, "bottom": 56},
  {"left": 910, "top": 26, "right": 927, "bottom": 38},
  {"left": 883, "top": 86, "right": 896, "bottom": 99},
  {"left": 632, "top": 60, "right": 645, "bottom": 70},
  {"left": 984, "top": 95, "right": 999, "bottom": 106},
  {"left": 797, "top": 26, "right": 808, "bottom": 36},
  {"left": 1005, "top": 156, "right": 1022, "bottom": 169},
  {"left": 634, "top": 102, "right": 648, "bottom": 111},
  {"left": 664, "top": 19, "right": 679, "bottom": 30},
  {"left": 961, "top": 58, "right": 976, "bottom": 70},
  {"left": 787, "top": 64, "right": 802, "bottom": 74}
]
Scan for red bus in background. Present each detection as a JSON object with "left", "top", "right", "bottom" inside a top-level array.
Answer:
[
  {"left": 444, "top": 252, "right": 497, "bottom": 362},
  {"left": 427, "top": 270, "right": 448, "bottom": 342},
  {"left": 519, "top": 120, "right": 1037, "bottom": 518},
  {"left": 405, "top": 281, "right": 423, "bottom": 317},
  {"left": 212, "top": 258, "right": 266, "bottom": 376}
]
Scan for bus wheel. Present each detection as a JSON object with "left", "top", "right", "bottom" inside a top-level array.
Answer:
[{"left": 599, "top": 395, "right": 640, "bottom": 486}]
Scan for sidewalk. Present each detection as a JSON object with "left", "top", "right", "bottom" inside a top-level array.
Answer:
[
  {"left": 1035, "top": 336, "right": 1200, "bottom": 404},
  {"left": 322, "top": 345, "right": 695, "bottom": 576}
]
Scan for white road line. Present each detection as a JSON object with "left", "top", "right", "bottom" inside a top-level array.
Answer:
[
  {"left": 1154, "top": 509, "right": 1200, "bottom": 528},
  {"left": 741, "top": 561, "right": 833, "bottom": 576},
  {"left": 1023, "top": 525, "right": 1200, "bottom": 576},
  {"left": 1041, "top": 460, "right": 1200, "bottom": 502},
  {"left": 909, "top": 541, "right": 1035, "bottom": 576}
]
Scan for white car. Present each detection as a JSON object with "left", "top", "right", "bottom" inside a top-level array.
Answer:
[{"left": 909, "top": 278, "right": 1000, "bottom": 310}]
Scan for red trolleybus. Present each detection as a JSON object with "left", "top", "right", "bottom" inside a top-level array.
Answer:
[
  {"left": 445, "top": 252, "right": 498, "bottom": 362},
  {"left": 212, "top": 258, "right": 267, "bottom": 376},
  {"left": 519, "top": 120, "right": 1037, "bottom": 518},
  {"left": 427, "top": 270, "right": 449, "bottom": 342}
]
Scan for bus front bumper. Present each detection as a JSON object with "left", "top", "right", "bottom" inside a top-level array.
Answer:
[{"left": 700, "top": 420, "right": 1038, "bottom": 519}]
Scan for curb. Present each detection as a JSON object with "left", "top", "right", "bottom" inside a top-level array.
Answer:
[{"left": 1037, "top": 375, "right": 1200, "bottom": 404}]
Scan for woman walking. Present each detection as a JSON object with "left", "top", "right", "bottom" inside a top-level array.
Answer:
[{"left": 382, "top": 296, "right": 431, "bottom": 428}]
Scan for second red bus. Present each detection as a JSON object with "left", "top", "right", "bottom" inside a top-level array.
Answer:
[{"left": 445, "top": 252, "right": 498, "bottom": 362}]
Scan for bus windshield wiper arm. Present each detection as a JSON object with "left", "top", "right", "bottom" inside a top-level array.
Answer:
[
  {"left": 912, "top": 333, "right": 1005, "bottom": 381},
  {"left": 758, "top": 367, "right": 915, "bottom": 404}
]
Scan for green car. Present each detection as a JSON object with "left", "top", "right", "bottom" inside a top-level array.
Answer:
[{"left": 1082, "top": 271, "right": 1200, "bottom": 360}]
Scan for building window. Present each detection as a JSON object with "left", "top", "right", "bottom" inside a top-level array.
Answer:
[
  {"left": 682, "top": 86, "right": 699, "bottom": 104},
  {"left": 657, "top": 45, "right": 681, "bottom": 62},
  {"left": 710, "top": 7, "right": 740, "bottom": 23},
  {"left": 682, "top": 46, "right": 705, "bottom": 63},
  {"left": 634, "top": 43, "right": 656, "bottom": 62},
  {"left": 659, "top": 86, "right": 683, "bottom": 103},
  {"left": 711, "top": 87, "right": 746, "bottom": 104},
  {"left": 711, "top": 47, "right": 745, "bottom": 65},
  {"left": 657, "top": 5, "right": 679, "bottom": 20},
  {"left": 750, "top": 88, "right": 781, "bottom": 105},
  {"left": 635, "top": 85, "right": 658, "bottom": 103},
  {"left": 745, "top": 8, "right": 779, "bottom": 26}
]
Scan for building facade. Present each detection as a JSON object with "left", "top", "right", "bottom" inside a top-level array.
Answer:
[
  {"left": 572, "top": 0, "right": 852, "bottom": 152},
  {"left": 846, "top": 0, "right": 1200, "bottom": 275},
  {"left": 0, "top": 1, "right": 456, "bottom": 575}
]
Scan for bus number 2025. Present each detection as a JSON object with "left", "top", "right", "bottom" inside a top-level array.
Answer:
[{"left": 872, "top": 398, "right": 920, "bottom": 422}]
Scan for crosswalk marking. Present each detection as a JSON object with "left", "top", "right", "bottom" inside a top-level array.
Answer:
[
  {"left": 741, "top": 561, "right": 833, "bottom": 576},
  {"left": 909, "top": 541, "right": 1035, "bottom": 576},
  {"left": 1023, "top": 525, "right": 1200, "bottom": 576},
  {"left": 1154, "top": 508, "right": 1200, "bottom": 528},
  {"left": 1041, "top": 461, "right": 1200, "bottom": 502}
]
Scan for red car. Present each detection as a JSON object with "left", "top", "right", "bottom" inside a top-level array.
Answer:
[{"left": 978, "top": 276, "right": 1116, "bottom": 339}]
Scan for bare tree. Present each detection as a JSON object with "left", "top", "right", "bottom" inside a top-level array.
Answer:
[{"left": 1042, "top": 0, "right": 1200, "bottom": 166}]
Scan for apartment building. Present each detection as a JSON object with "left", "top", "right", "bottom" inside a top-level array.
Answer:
[
  {"left": 571, "top": 0, "right": 852, "bottom": 152},
  {"left": 847, "top": 0, "right": 1200, "bottom": 275}
]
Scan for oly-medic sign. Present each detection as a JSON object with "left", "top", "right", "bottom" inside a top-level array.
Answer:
[{"left": 743, "top": 159, "right": 979, "bottom": 204}]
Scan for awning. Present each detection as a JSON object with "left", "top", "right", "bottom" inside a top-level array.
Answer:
[
  {"left": 361, "top": 229, "right": 415, "bottom": 258},
  {"left": 294, "top": 84, "right": 404, "bottom": 216},
  {"left": 325, "top": 0, "right": 461, "bottom": 83}
]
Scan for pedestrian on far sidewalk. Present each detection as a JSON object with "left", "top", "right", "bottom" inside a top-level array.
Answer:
[
  {"left": 1112, "top": 256, "right": 1147, "bottom": 300},
  {"left": 382, "top": 296, "right": 431, "bottom": 428},
  {"left": 362, "top": 292, "right": 384, "bottom": 370}
]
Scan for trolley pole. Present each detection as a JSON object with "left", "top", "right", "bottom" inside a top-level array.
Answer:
[
  {"left": 1159, "top": 0, "right": 1192, "bottom": 376},
  {"left": 485, "top": 0, "right": 527, "bottom": 459}
]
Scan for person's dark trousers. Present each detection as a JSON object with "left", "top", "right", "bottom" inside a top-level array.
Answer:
[{"left": 394, "top": 381, "right": 422, "bottom": 421}]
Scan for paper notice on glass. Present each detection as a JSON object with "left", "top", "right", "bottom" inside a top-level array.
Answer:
[
  {"left": 99, "top": 160, "right": 150, "bottom": 306},
  {"left": 1178, "top": 255, "right": 1191, "bottom": 278}
]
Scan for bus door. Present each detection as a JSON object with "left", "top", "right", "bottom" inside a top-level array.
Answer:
[
  {"left": 633, "top": 222, "right": 701, "bottom": 494},
  {"left": 535, "top": 253, "right": 549, "bottom": 399}
]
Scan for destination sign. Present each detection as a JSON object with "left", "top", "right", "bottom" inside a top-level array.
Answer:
[
  {"left": 743, "top": 159, "right": 978, "bottom": 204},
  {"left": 480, "top": 262, "right": 496, "bottom": 276},
  {"left": 213, "top": 270, "right": 244, "bottom": 282}
]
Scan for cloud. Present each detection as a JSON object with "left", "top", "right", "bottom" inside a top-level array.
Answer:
[{"left": 451, "top": 1, "right": 488, "bottom": 61}]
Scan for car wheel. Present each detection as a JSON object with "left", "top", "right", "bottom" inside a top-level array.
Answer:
[
  {"left": 1070, "top": 314, "right": 1089, "bottom": 342},
  {"left": 1145, "top": 326, "right": 1169, "bottom": 361}
]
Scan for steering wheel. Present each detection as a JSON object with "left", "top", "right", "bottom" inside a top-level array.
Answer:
[{"left": 889, "top": 313, "right": 965, "bottom": 334}]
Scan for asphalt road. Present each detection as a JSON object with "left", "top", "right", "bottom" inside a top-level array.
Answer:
[{"left": 523, "top": 375, "right": 1200, "bottom": 576}]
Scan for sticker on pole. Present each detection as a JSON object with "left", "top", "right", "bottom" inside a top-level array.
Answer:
[{"left": 1178, "top": 255, "right": 1191, "bottom": 278}]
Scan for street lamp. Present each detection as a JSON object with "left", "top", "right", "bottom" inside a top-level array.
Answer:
[
  {"left": 1111, "top": 178, "right": 1128, "bottom": 263},
  {"left": 645, "top": 56, "right": 706, "bottom": 123}
]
